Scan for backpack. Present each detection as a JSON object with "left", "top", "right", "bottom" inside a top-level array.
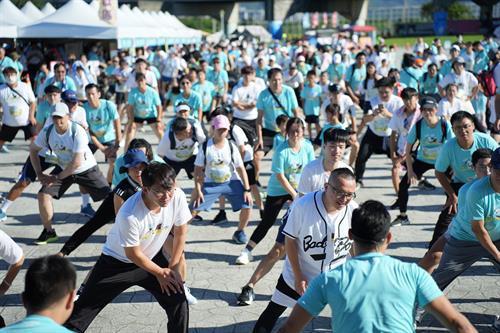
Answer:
[
  {"left": 202, "top": 139, "right": 235, "bottom": 166},
  {"left": 45, "top": 122, "right": 78, "bottom": 154},
  {"left": 477, "top": 64, "right": 497, "bottom": 97},
  {"left": 168, "top": 118, "right": 199, "bottom": 150},
  {"left": 228, "top": 122, "right": 256, "bottom": 147},
  {"left": 414, "top": 117, "right": 448, "bottom": 149}
]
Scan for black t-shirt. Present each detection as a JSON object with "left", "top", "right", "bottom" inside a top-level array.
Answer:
[{"left": 113, "top": 177, "right": 141, "bottom": 201}]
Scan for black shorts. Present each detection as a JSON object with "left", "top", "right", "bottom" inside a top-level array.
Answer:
[
  {"left": 305, "top": 115, "right": 319, "bottom": 124},
  {"left": 233, "top": 117, "right": 257, "bottom": 136},
  {"left": 133, "top": 117, "right": 158, "bottom": 124},
  {"left": 163, "top": 155, "right": 196, "bottom": 179},
  {"left": 20, "top": 155, "right": 62, "bottom": 183},
  {"left": 261, "top": 127, "right": 277, "bottom": 154},
  {"left": 244, "top": 161, "right": 256, "bottom": 186},
  {"left": 115, "top": 92, "right": 126, "bottom": 105},
  {"left": 0, "top": 123, "right": 36, "bottom": 142},
  {"left": 39, "top": 165, "right": 110, "bottom": 200}
]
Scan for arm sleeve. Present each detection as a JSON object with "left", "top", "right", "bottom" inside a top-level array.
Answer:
[
  {"left": 194, "top": 144, "right": 205, "bottom": 167},
  {"left": 256, "top": 91, "right": 265, "bottom": 110},
  {"left": 231, "top": 142, "right": 244, "bottom": 169},
  {"left": 173, "top": 190, "right": 192, "bottom": 226},
  {"left": 108, "top": 101, "right": 119, "bottom": 120},
  {"left": 153, "top": 90, "right": 161, "bottom": 106},
  {"left": 282, "top": 200, "right": 303, "bottom": 239},
  {"left": 414, "top": 265, "right": 444, "bottom": 307},
  {"left": 73, "top": 126, "right": 89, "bottom": 153},
  {"left": 271, "top": 147, "right": 285, "bottom": 174},
  {"left": 406, "top": 125, "right": 417, "bottom": 145},
  {"left": 118, "top": 214, "right": 141, "bottom": 248},
  {"left": 34, "top": 127, "right": 48, "bottom": 149},
  {"left": 297, "top": 165, "right": 312, "bottom": 194},
  {"left": 466, "top": 184, "right": 485, "bottom": 221},
  {"left": 297, "top": 273, "right": 329, "bottom": 316},
  {"left": 0, "top": 230, "right": 23, "bottom": 265},
  {"left": 434, "top": 142, "right": 451, "bottom": 173}
]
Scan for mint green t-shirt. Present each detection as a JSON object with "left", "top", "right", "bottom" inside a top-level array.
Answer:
[
  {"left": 256, "top": 86, "right": 298, "bottom": 131},
  {"left": 298, "top": 253, "right": 443, "bottom": 333},
  {"left": 173, "top": 91, "right": 203, "bottom": 117},
  {"left": 127, "top": 86, "right": 161, "bottom": 119},
  {"left": 84, "top": 99, "right": 119, "bottom": 143},
  {"left": 0, "top": 314, "right": 74, "bottom": 333},
  {"left": 435, "top": 132, "right": 498, "bottom": 183},
  {"left": 449, "top": 180, "right": 477, "bottom": 241},
  {"left": 327, "top": 63, "right": 346, "bottom": 83},
  {"left": 400, "top": 67, "right": 423, "bottom": 90},
  {"left": 35, "top": 101, "right": 53, "bottom": 126},
  {"left": 406, "top": 119, "right": 454, "bottom": 165},
  {"left": 256, "top": 66, "right": 270, "bottom": 81},
  {"left": 466, "top": 176, "right": 500, "bottom": 241},
  {"left": 206, "top": 69, "right": 229, "bottom": 95},
  {"left": 267, "top": 139, "right": 315, "bottom": 196},
  {"left": 300, "top": 83, "right": 322, "bottom": 116},
  {"left": 345, "top": 64, "right": 366, "bottom": 92},
  {"left": 192, "top": 81, "right": 215, "bottom": 113},
  {"left": 272, "top": 133, "right": 286, "bottom": 151}
]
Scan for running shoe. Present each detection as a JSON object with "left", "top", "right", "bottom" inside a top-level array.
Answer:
[
  {"left": 34, "top": 229, "right": 58, "bottom": 245},
  {"left": 184, "top": 284, "right": 198, "bottom": 305},
  {"left": 211, "top": 210, "right": 227, "bottom": 224},
  {"left": 418, "top": 178, "right": 436, "bottom": 191},
  {"left": 237, "top": 285, "right": 255, "bottom": 306},
  {"left": 192, "top": 214, "right": 203, "bottom": 222},
  {"left": 80, "top": 204, "right": 96, "bottom": 218},
  {"left": 0, "top": 210, "right": 6, "bottom": 222},
  {"left": 0, "top": 146, "right": 10, "bottom": 153},
  {"left": 232, "top": 230, "right": 248, "bottom": 244},
  {"left": 391, "top": 215, "right": 410, "bottom": 227},
  {"left": 235, "top": 249, "right": 253, "bottom": 265},
  {"left": 492, "top": 315, "right": 500, "bottom": 332}
]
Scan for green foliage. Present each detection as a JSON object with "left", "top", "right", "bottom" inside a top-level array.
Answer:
[
  {"left": 421, "top": 2, "right": 435, "bottom": 19},
  {"left": 11, "top": 0, "right": 45, "bottom": 9},
  {"left": 421, "top": 1, "right": 473, "bottom": 20},
  {"left": 179, "top": 17, "right": 215, "bottom": 33}
]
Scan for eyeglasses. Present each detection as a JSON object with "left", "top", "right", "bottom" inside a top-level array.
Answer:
[{"left": 328, "top": 184, "right": 356, "bottom": 199}]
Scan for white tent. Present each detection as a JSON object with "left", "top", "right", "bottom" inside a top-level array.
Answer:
[
  {"left": 21, "top": 1, "right": 44, "bottom": 22},
  {"left": 115, "top": 5, "right": 162, "bottom": 48},
  {"left": 19, "top": 0, "right": 115, "bottom": 39},
  {"left": 0, "top": 0, "right": 31, "bottom": 38},
  {"left": 40, "top": 3, "right": 56, "bottom": 16},
  {"left": 157, "top": 11, "right": 202, "bottom": 43}
]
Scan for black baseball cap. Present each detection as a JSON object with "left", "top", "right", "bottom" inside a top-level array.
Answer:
[
  {"left": 492, "top": 147, "right": 500, "bottom": 170},
  {"left": 328, "top": 83, "right": 341, "bottom": 93},
  {"left": 350, "top": 200, "right": 391, "bottom": 244},
  {"left": 420, "top": 96, "right": 438, "bottom": 109}
]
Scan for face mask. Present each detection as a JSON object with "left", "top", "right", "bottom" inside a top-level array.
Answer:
[{"left": 5, "top": 75, "right": 17, "bottom": 85}]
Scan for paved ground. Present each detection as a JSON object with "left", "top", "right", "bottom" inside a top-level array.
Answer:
[{"left": 0, "top": 118, "right": 498, "bottom": 333}]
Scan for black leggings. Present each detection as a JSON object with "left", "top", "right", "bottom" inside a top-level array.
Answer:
[
  {"left": 354, "top": 127, "right": 389, "bottom": 182},
  {"left": 60, "top": 194, "right": 116, "bottom": 256},
  {"left": 398, "top": 159, "right": 435, "bottom": 213},
  {"left": 249, "top": 194, "right": 292, "bottom": 246}
]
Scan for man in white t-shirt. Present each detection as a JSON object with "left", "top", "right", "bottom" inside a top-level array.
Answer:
[
  {"left": 237, "top": 128, "right": 351, "bottom": 306},
  {"left": 355, "top": 77, "right": 404, "bottom": 188},
  {"left": 253, "top": 168, "right": 358, "bottom": 332},
  {"left": 232, "top": 66, "right": 261, "bottom": 126},
  {"left": 29, "top": 103, "right": 110, "bottom": 245},
  {"left": 158, "top": 114, "right": 206, "bottom": 179},
  {"left": 65, "top": 163, "right": 189, "bottom": 333},
  {"left": 0, "top": 66, "right": 36, "bottom": 153},
  {"left": 125, "top": 58, "right": 158, "bottom": 91}
]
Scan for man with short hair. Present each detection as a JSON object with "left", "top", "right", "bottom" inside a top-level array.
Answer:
[
  {"left": 1, "top": 255, "right": 76, "bottom": 332},
  {"left": 42, "top": 63, "right": 77, "bottom": 93},
  {"left": 29, "top": 103, "right": 110, "bottom": 244},
  {"left": 252, "top": 168, "right": 358, "bottom": 332},
  {"left": 65, "top": 163, "right": 189, "bottom": 333},
  {"left": 278, "top": 200, "right": 477, "bottom": 333},
  {"left": 0, "top": 67, "right": 37, "bottom": 153}
]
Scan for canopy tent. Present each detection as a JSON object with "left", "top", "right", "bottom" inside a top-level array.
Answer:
[
  {"left": 19, "top": 0, "right": 115, "bottom": 39},
  {"left": 115, "top": 5, "right": 164, "bottom": 48},
  {"left": 40, "top": 3, "right": 56, "bottom": 16},
  {"left": 0, "top": 0, "right": 31, "bottom": 38},
  {"left": 156, "top": 11, "right": 202, "bottom": 44},
  {"left": 21, "top": 1, "right": 45, "bottom": 21}
]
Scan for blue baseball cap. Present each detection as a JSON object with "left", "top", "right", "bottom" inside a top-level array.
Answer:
[
  {"left": 61, "top": 90, "right": 78, "bottom": 103},
  {"left": 119, "top": 149, "right": 149, "bottom": 174}
]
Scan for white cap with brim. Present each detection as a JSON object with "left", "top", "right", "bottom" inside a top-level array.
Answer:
[
  {"left": 51, "top": 103, "right": 69, "bottom": 117},
  {"left": 175, "top": 104, "right": 191, "bottom": 113}
]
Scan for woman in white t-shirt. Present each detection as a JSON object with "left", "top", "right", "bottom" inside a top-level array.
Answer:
[
  {"left": 438, "top": 57, "right": 479, "bottom": 100},
  {"left": 438, "top": 83, "right": 475, "bottom": 120}
]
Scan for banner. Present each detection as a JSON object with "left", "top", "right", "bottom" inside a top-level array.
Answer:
[{"left": 99, "top": 0, "right": 118, "bottom": 26}]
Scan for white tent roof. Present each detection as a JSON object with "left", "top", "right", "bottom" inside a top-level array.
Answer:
[
  {"left": 40, "top": 3, "right": 56, "bottom": 16},
  {"left": 21, "top": 1, "right": 44, "bottom": 21},
  {"left": 89, "top": 0, "right": 99, "bottom": 11},
  {"left": 19, "top": 0, "right": 115, "bottom": 39},
  {"left": 0, "top": 0, "right": 31, "bottom": 26}
]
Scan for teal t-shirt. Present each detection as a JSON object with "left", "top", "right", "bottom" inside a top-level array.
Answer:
[
  {"left": 300, "top": 83, "right": 322, "bottom": 116},
  {"left": 419, "top": 73, "right": 441, "bottom": 95},
  {"left": 439, "top": 59, "right": 454, "bottom": 77},
  {"left": 267, "top": 139, "right": 315, "bottom": 196},
  {"left": 327, "top": 63, "right": 346, "bottom": 83},
  {"left": 466, "top": 176, "right": 500, "bottom": 241},
  {"left": 473, "top": 50, "right": 489, "bottom": 74},
  {"left": 272, "top": 133, "right": 286, "bottom": 151},
  {"left": 112, "top": 153, "right": 165, "bottom": 187},
  {"left": 173, "top": 91, "right": 203, "bottom": 117},
  {"left": 298, "top": 253, "right": 443, "bottom": 333},
  {"left": 211, "top": 52, "right": 228, "bottom": 68},
  {"left": 435, "top": 132, "right": 498, "bottom": 183},
  {"left": 43, "top": 76, "right": 77, "bottom": 93},
  {"left": 127, "top": 86, "right": 161, "bottom": 119},
  {"left": 256, "top": 66, "right": 270, "bottom": 81},
  {"left": 192, "top": 81, "right": 215, "bottom": 112},
  {"left": 84, "top": 99, "right": 119, "bottom": 143},
  {"left": 256, "top": 86, "right": 298, "bottom": 131},
  {"left": 206, "top": 69, "right": 229, "bottom": 95},
  {"left": 472, "top": 92, "right": 487, "bottom": 114},
  {"left": 0, "top": 56, "right": 14, "bottom": 83},
  {"left": 0, "top": 314, "right": 74, "bottom": 333},
  {"left": 406, "top": 119, "right": 454, "bottom": 165},
  {"left": 449, "top": 180, "right": 477, "bottom": 241},
  {"left": 400, "top": 67, "right": 423, "bottom": 90},
  {"left": 345, "top": 64, "right": 366, "bottom": 92},
  {"left": 35, "top": 101, "right": 53, "bottom": 126},
  {"left": 297, "top": 63, "right": 312, "bottom": 77}
]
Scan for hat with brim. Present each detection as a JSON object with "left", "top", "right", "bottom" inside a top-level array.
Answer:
[
  {"left": 51, "top": 103, "right": 69, "bottom": 117},
  {"left": 119, "top": 149, "right": 149, "bottom": 174}
]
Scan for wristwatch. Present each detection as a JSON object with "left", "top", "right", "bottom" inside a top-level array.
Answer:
[{"left": 244, "top": 188, "right": 251, "bottom": 192}]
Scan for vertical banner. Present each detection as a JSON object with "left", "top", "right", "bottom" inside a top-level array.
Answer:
[
  {"left": 99, "top": 0, "right": 118, "bottom": 25},
  {"left": 331, "top": 11, "right": 338, "bottom": 28},
  {"left": 322, "top": 12, "right": 328, "bottom": 28},
  {"left": 433, "top": 11, "right": 448, "bottom": 36},
  {"left": 302, "top": 13, "right": 311, "bottom": 30},
  {"left": 311, "top": 12, "right": 319, "bottom": 29}
]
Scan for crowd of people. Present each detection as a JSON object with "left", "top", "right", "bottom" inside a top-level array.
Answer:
[{"left": 0, "top": 32, "right": 499, "bottom": 332}]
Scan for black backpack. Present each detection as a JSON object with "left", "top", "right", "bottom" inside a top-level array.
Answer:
[
  {"left": 228, "top": 122, "right": 256, "bottom": 147},
  {"left": 168, "top": 118, "right": 199, "bottom": 150}
]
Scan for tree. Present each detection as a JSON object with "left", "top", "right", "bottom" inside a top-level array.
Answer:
[{"left": 421, "top": 1, "right": 474, "bottom": 20}]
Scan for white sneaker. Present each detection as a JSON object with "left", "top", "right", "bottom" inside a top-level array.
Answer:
[
  {"left": 184, "top": 284, "right": 198, "bottom": 305},
  {"left": 235, "top": 250, "right": 253, "bottom": 265}
]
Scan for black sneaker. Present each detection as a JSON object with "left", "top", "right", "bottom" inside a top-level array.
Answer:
[
  {"left": 389, "top": 199, "right": 400, "bottom": 210},
  {"left": 237, "top": 285, "right": 255, "bottom": 306},
  {"left": 192, "top": 214, "right": 203, "bottom": 222},
  {"left": 391, "top": 215, "right": 410, "bottom": 227},
  {"left": 34, "top": 229, "right": 58, "bottom": 245},
  {"left": 418, "top": 178, "right": 436, "bottom": 191},
  {"left": 211, "top": 210, "right": 227, "bottom": 224}
]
